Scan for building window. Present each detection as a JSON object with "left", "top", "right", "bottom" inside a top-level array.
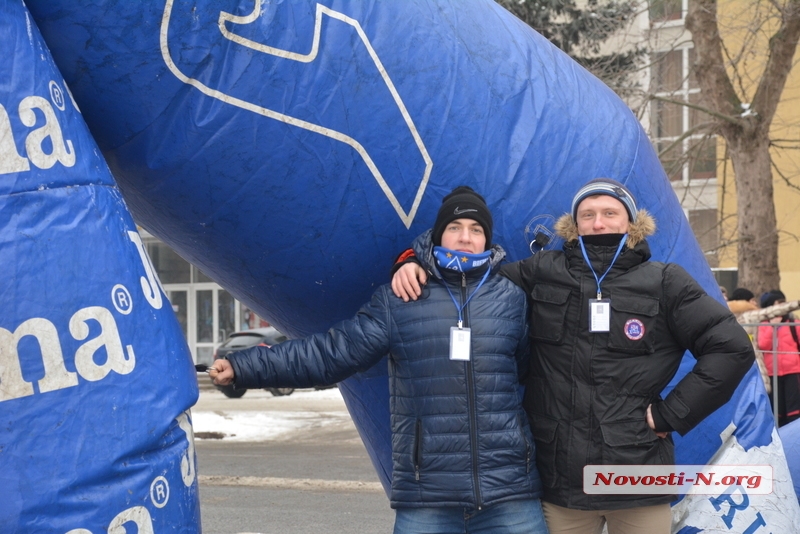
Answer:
[
  {"left": 649, "top": 0, "right": 682, "bottom": 22},
  {"left": 650, "top": 47, "right": 716, "bottom": 184},
  {"left": 651, "top": 50, "right": 683, "bottom": 92},
  {"left": 146, "top": 241, "right": 190, "bottom": 284},
  {"left": 689, "top": 137, "right": 716, "bottom": 180}
]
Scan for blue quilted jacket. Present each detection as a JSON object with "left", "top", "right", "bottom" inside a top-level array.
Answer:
[{"left": 227, "top": 230, "right": 542, "bottom": 509}]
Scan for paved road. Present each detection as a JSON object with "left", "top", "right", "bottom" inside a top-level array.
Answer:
[{"left": 193, "top": 380, "right": 394, "bottom": 533}]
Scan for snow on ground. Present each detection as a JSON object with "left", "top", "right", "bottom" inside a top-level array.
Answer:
[{"left": 191, "top": 387, "right": 352, "bottom": 442}]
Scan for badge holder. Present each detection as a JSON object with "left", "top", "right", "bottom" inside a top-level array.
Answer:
[
  {"left": 589, "top": 298, "right": 610, "bottom": 332},
  {"left": 450, "top": 326, "right": 471, "bottom": 360}
]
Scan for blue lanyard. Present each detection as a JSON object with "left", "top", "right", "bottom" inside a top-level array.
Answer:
[
  {"left": 578, "top": 235, "right": 628, "bottom": 300},
  {"left": 443, "top": 268, "right": 491, "bottom": 328}
]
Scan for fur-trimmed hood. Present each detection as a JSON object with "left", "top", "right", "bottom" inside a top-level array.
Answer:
[{"left": 554, "top": 209, "right": 656, "bottom": 248}]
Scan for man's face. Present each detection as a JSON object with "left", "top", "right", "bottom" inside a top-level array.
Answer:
[
  {"left": 440, "top": 218, "right": 486, "bottom": 253},
  {"left": 576, "top": 195, "right": 630, "bottom": 236}
]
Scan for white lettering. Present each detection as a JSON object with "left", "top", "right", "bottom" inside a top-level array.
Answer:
[
  {"left": 128, "top": 231, "right": 164, "bottom": 310},
  {"left": 64, "top": 80, "right": 81, "bottom": 113},
  {"left": 0, "top": 318, "right": 78, "bottom": 401},
  {"left": 178, "top": 411, "right": 197, "bottom": 486},
  {"left": 18, "top": 95, "right": 75, "bottom": 169},
  {"left": 66, "top": 506, "right": 154, "bottom": 534},
  {"left": 0, "top": 306, "right": 135, "bottom": 402},
  {"left": 70, "top": 307, "right": 135, "bottom": 381},
  {"left": 108, "top": 506, "right": 154, "bottom": 534},
  {"left": 0, "top": 104, "right": 30, "bottom": 174}
]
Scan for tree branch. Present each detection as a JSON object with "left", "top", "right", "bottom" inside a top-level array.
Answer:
[
  {"left": 770, "top": 158, "right": 800, "bottom": 192},
  {"left": 685, "top": 0, "right": 742, "bottom": 118},
  {"left": 656, "top": 125, "right": 717, "bottom": 159},
  {"left": 649, "top": 94, "right": 741, "bottom": 124},
  {"left": 752, "top": 0, "right": 800, "bottom": 127}
]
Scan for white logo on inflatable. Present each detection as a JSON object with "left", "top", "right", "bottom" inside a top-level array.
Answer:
[
  {"left": 159, "top": 0, "right": 432, "bottom": 228},
  {"left": 128, "top": 230, "right": 165, "bottom": 310},
  {"left": 0, "top": 81, "right": 77, "bottom": 174},
  {"left": 177, "top": 411, "right": 197, "bottom": 487},
  {"left": 66, "top": 506, "right": 155, "bottom": 534},
  {"left": 672, "top": 423, "right": 800, "bottom": 533}
]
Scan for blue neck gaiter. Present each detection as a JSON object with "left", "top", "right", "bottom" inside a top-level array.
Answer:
[{"left": 433, "top": 246, "right": 491, "bottom": 273}]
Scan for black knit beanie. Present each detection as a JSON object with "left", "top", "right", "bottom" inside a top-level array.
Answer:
[
  {"left": 730, "top": 288, "right": 755, "bottom": 302},
  {"left": 432, "top": 186, "right": 493, "bottom": 250}
]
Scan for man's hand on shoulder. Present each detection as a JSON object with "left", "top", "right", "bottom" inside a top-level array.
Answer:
[{"left": 391, "top": 263, "right": 428, "bottom": 302}]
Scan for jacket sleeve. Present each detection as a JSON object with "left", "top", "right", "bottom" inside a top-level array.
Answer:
[
  {"left": 656, "top": 263, "right": 755, "bottom": 435},
  {"left": 498, "top": 257, "right": 536, "bottom": 294},
  {"left": 226, "top": 288, "right": 392, "bottom": 389}
]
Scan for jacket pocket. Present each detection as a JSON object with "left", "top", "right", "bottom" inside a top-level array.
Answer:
[
  {"left": 606, "top": 296, "right": 659, "bottom": 355},
  {"left": 530, "top": 413, "right": 559, "bottom": 487},
  {"left": 413, "top": 419, "right": 423, "bottom": 481},
  {"left": 530, "top": 284, "right": 572, "bottom": 344},
  {"left": 600, "top": 419, "right": 666, "bottom": 466}
]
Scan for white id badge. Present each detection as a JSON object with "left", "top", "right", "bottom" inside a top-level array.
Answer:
[
  {"left": 450, "top": 327, "right": 471, "bottom": 361},
  {"left": 589, "top": 299, "right": 611, "bottom": 332}
]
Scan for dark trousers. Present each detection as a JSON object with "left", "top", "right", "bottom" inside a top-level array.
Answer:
[{"left": 769, "top": 373, "right": 800, "bottom": 427}]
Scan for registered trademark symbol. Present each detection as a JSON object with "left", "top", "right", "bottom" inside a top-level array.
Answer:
[
  {"left": 150, "top": 476, "right": 170, "bottom": 508},
  {"left": 49, "top": 81, "right": 66, "bottom": 111},
  {"left": 111, "top": 284, "right": 133, "bottom": 315}
]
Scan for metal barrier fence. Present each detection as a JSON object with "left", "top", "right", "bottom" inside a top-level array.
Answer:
[{"left": 740, "top": 321, "right": 800, "bottom": 425}]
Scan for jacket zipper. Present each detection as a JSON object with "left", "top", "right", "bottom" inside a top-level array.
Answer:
[
  {"left": 519, "top": 413, "right": 532, "bottom": 473},
  {"left": 462, "top": 272, "right": 483, "bottom": 509},
  {"left": 414, "top": 419, "right": 422, "bottom": 481}
]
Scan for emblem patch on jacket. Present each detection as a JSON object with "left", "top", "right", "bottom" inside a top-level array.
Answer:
[{"left": 624, "top": 318, "right": 645, "bottom": 340}]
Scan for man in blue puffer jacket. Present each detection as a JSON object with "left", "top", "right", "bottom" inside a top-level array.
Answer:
[{"left": 212, "top": 186, "right": 547, "bottom": 534}]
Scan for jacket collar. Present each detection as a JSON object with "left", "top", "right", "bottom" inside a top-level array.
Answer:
[{"left": 554, "top": 208, "right": 655, "bottom": 275}]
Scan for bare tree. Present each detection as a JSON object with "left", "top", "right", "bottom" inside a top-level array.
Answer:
[{"left": 684, "top": 0, "right": 800, "bottom": 295}]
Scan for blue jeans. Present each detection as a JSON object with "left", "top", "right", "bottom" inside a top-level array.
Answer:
[{"left": 393, "top": 498, "right": 549, "bottom": 534}]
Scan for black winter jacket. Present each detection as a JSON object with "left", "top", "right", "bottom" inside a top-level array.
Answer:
[
  {"left": 500, "top": 212, "right": 754, "bottom": 510},
  {"left": 227, "top": 230, "right": 542, "bottom": 509}
]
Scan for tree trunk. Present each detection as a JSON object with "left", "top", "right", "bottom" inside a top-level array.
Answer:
[
  {"left": 726, "top": 132, "right": 780, "bottom": 296},
  {"left": 685, "top": 0, "right": 800, "bottom": 297}
]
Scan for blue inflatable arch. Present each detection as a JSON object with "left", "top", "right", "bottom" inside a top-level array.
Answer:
[{"left": 7, "top": 0, "right": 799, "bottom": 531}]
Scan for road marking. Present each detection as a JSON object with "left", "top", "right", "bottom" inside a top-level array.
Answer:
[{"left": 199, "top": 474, "right": 383, "bottom": 493}]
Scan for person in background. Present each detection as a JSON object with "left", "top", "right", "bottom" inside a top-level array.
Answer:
[
  {"left": 212, "top": 186, "right": 549, "bottom": 534},
  {"left": 728, "top": 288, "right": 770, "bottom": 393},
  {"left": 391, "top": 178, "right": 754, "bottom": 534},
  {"left": 720, "top": 286, "right": 728, "bottom": 301},
  {"left": 758, "top": 290, "right": 800, "bottom": 426},
  {"left": 729, "top": 287, "right": 758, "bottom": 310}
]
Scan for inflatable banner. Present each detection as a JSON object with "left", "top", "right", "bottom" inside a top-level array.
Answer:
[
  {"left": 0, "top": 2, "right": 200, "bottom": 530},
  {"left": 21, "top": 0, "right": 800, "bottom": 530}
]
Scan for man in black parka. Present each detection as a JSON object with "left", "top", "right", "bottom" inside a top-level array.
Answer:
[{"left": 391, "top": 178, "right": 755, "bottom": 534}]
